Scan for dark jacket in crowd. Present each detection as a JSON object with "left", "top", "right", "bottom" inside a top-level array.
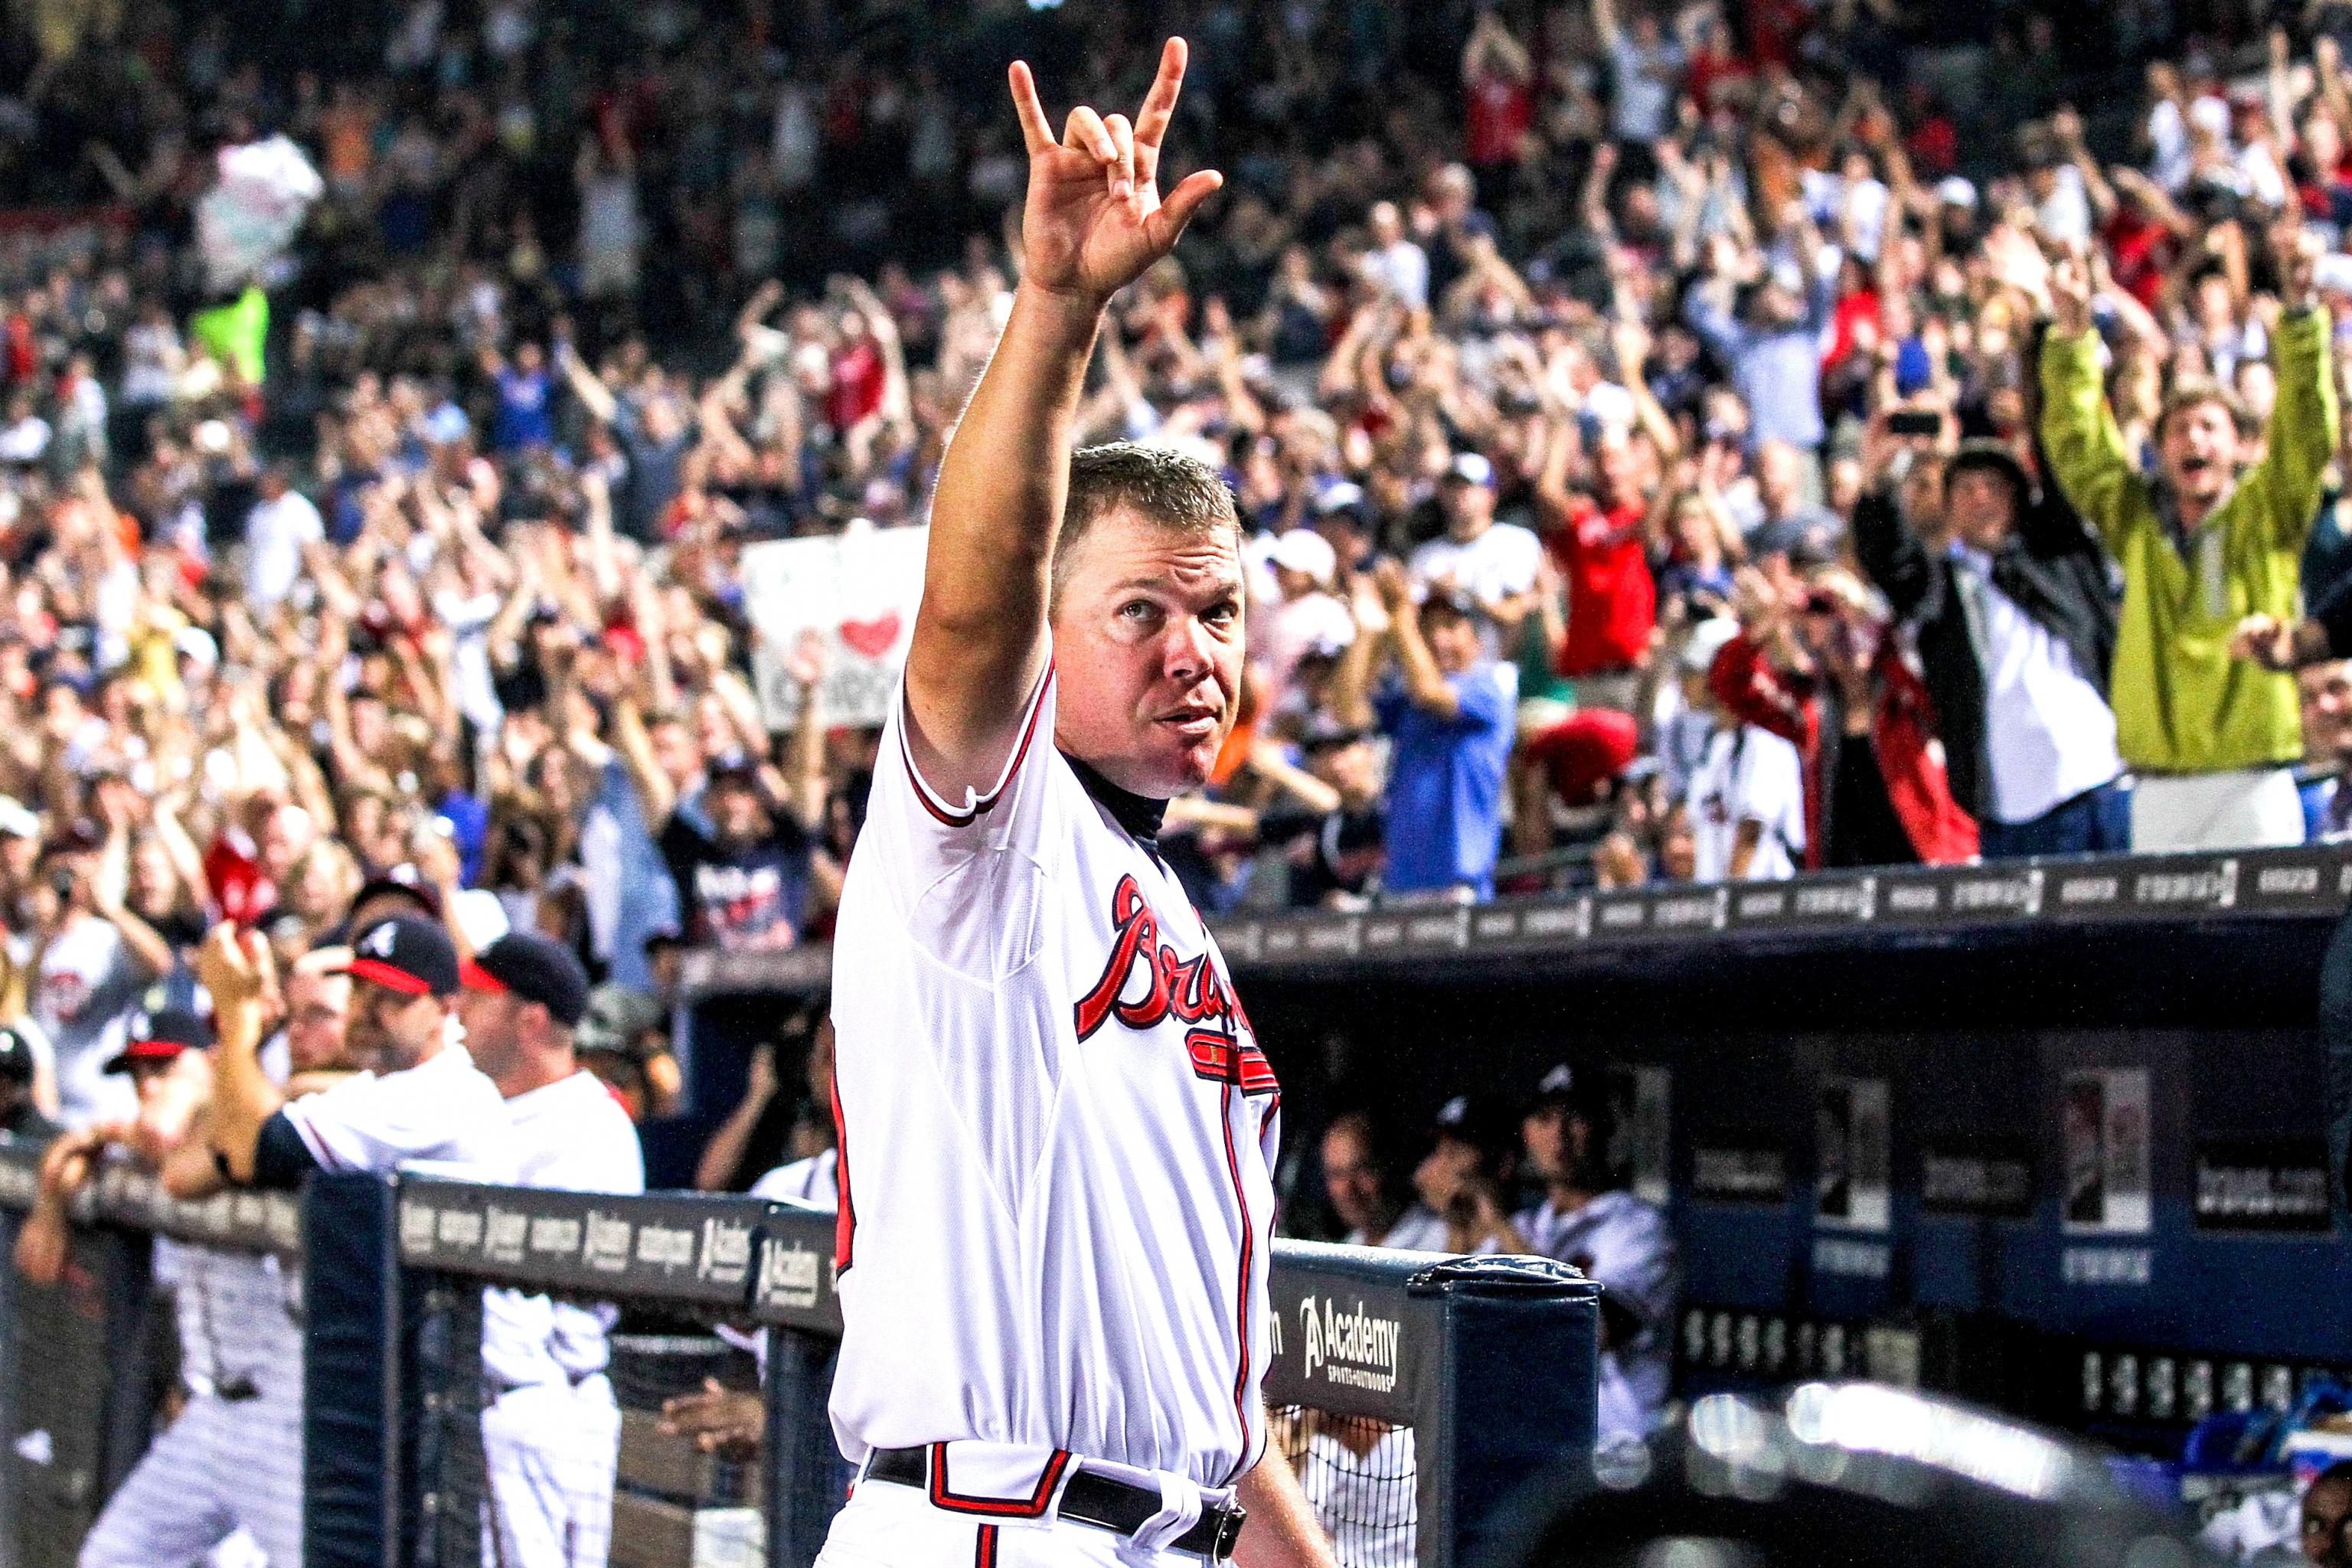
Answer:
[{"left": 1851, "top": 471, "right": 2118, "bottom": 825}]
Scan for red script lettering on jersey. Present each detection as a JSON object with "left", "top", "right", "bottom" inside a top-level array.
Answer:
[{"left": 1073, "top": 874, "right": 1254, "bottom": 1044}]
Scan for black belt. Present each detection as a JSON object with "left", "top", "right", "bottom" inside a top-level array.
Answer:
[{"left": 866, "top": 1447, "right": 1247, "bottom": 1561}]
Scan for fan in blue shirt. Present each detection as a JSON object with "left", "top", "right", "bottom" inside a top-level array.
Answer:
[{"left": 1337, "top": 560, "right": 1518, "bottom": 899}]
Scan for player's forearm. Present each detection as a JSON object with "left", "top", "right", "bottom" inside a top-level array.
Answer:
[
  {"left": 207, "top": 1005, "right": 283, "bottom": 1182},
  {"left": 907, "top": 284, "right": 1102, "bottom": 781},
  {"left": 1235, "top": 1435, "right": 1339, "bottom": 1568}
]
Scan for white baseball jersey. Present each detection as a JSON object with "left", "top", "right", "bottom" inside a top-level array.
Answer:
[
  {"left": 750, "top": 1148, "right": 838, "bottom": 1208},
  {"left": 1515, "top": 1189, "right": 1679, "bottom": 1444},
  {"left": 483, "top": 1069, "right": 645, "bottom": 1389},
  {"left": 482, "top": 1068, "right": 643, "bottom": 1568},
  {"left": 276, "top": 1037, "right": 517, "bottom": 1182},
  {"left": 827, "top": 667, "right": 1280, "bottom": 1491}
]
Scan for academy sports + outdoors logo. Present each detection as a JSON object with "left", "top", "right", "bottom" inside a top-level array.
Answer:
[{"left": 1296, "top": 1295, "right": 1403, "bottom": 1393}]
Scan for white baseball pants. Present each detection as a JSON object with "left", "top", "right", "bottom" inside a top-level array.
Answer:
[
  {"left": 79, "top": 1389, "right": 302, "bottom": 1568},
  {"left": 479, "top": 1374, "right": 622, "bottom": 1568}
]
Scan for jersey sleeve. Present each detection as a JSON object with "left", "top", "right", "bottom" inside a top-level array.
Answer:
[
  {"left": 276, "top": 1062, "right": 482, "bottom": 1176},
  {"left": 858, "top": 660, "right": 1065, "bottom": 978}
]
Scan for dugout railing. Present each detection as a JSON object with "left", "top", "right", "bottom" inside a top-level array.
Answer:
[{"left": 0, "top": 1146, "right": 1599, "bottom": 1568}]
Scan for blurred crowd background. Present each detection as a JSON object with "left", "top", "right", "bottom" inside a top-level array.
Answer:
[{"left": 0, "top": 0, "right": 2344, "bottom": 1127}]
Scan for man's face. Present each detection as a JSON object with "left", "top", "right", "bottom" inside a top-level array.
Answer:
[
  {"left": 456, "top": 986, "right": 521, "bottom": 1081},
  {"left": 1439, "top": 478, "right": 1493, "bottom": 538},
  {"left": 1321, "top": 1125, "right": 1384, "bottom": 1233},
  {"left": 2161, "top": 400, "right": 2243, "bottom": 511},
  {"left": 1948, "top": 468, "right": 2018, "bottom": 552},
  {"left": 1414, "top": 1135, "right": 1479, "bottom": 1210},
  {"left": 2301, "top": 662, "right": 2352, "bottom": 763},
  {"left": 710, "top": 778, "right": 767, "bottom": 844},
  {"left": 1309, "top": 737, "right": 1379, "bottom": 804},
  {"left": 2307, "top": 1477, "right": 2352, "bottom": 1568},
  {"left": 285, "top": 970, "right": 351, "bottom": 1073},
  {"left": 348, "top": 977, "right": 445, "bottom": 1072},
  {"left": 1421, "top": 603, "right": 1482, "bottom": 676},
  {"left": 125, "top": 1056, "right": 182, "bottom": 1107},
  {"left": 1050, "top": 510, "right": 1246, "bottom": 799}
]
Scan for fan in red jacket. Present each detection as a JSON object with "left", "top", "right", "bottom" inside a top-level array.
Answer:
[{"left": 1706, "top": 578, "right": 1978, "bottom": 871}]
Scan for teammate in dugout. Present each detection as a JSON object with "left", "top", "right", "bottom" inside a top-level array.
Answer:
[
  {"left": 815, "top": 37, "right": 1335, "bottom": 1568},
  {"left": 1515, "top": 1064, "right": 1678, "bottom": 1448},
  {"left": 458, "top": 931, "right": 645, "bottom": 1568},
  {"left": 13, "top": 1005, "right": 306, "bottom": 1568}
]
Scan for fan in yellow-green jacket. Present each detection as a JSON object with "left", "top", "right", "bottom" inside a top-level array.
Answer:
[{"left": 2038, "top": 235, "right": 2336, "bottom": 853}]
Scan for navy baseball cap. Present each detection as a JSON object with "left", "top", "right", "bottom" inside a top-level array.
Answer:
[
  {"left": 347, "top": 916, "right": 462, "bottom": 998},
  {"left": 104, "top": 1008, "right": 214, "bottom": 1074},
  {"left": 462, "top": 932, "right": 590, "bottom": 1028},
  {"left": 1528, "top": 1061, "right": 1616, "bottom": 1119}
]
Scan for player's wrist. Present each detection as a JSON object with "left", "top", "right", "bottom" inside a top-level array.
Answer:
[{"left": 1014, "top": 279, "right": 1114, "bottom": 338}]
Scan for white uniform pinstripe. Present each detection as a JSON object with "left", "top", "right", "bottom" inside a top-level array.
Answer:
[{"left": 79, "top": 1240, "right": 306, "bottom": 1568}]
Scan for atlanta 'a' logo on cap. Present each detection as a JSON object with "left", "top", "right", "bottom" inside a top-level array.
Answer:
[{"left": 361, "top": 922, "right": 399, "bottom": 959}]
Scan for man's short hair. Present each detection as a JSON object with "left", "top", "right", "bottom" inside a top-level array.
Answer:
[
  {"left": 1050, "top": 443, "right": 1241, "bottom": 612},
  {"left": 2158, "top": 377, "right": 2256, "bottom": 442}
]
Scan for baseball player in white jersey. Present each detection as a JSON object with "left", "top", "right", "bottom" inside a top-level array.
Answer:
[
  {"left": 818, "top": 40, "right": 1333, "bottom": 1568},
  {"left": 458, "top": 931, "right": 645, "bottom": 1568},
  {"left": 7, "top": 1006, "right": 305, "bottom": 1568},
  {"left": 1515, "top": 1065, "right": 1678, "bottom": 1446},
  {"left": 198, "top": 915, "right": 514, "bottom": 1193}
]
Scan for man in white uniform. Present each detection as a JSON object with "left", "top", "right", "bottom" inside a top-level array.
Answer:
[
  {"left": 818, "top": 38, "right": 1333, "bottom": 1568},
  {"left": 201, "top": 915, "right": 513, "bottom": 1193},
  {"left": 1515, "top": 1064, "right": 1678, "bottom": 1446},
  {"left": 459, "top": 932, "right": 645, "bottom": 1568},
  {"left": 28, "top": 1008, "right": 305, "bottom": 1568}
]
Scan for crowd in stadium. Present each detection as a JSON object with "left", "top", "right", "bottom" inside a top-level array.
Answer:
[{"left": 0, "top": 0, "right": 2342, "bottom": 1122}]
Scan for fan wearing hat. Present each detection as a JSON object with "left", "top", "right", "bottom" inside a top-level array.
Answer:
[
  {"left": 1516, "top": 1063, "right": 1677, "bottom": 1445},
  {"left": 1331, "top": 555, "right": 1518, "bottom": 898},
  {"left": 196, "top": 916, "right": 511, "bottom": 1194},
  {"left": 1853, "top": 416, "right": 2125, "bottom": 859},
  {"left": 1254, "top": 716, "right": 1387, "bottom": 909},
  {"left": 1404, "top": 450, "right": 1545, "bottom": 660},
  {"left": 456, "top": 933, "right": 643, "bottom": 1568},
  {"left": 1257, "top": 528, "right": 1355, "bottom": 697},
  {"left": 1411, "top": 1093, "right": 1531, "bottom": 1256}
]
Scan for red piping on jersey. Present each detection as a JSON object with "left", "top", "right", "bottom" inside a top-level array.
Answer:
[
  {"left": 1219, "top": 1082, "right": 1256, "bottom": 1484},
  {"left": 1187, "top": 1031, "right": 1279, "bottom": 1096},
  {"left": 830, "top": 1076, "right": 856, "bottom": 1272},
  {"left": 927, "top": 1444, "right": 1072, "bottom": 1517},
  {"left": 974, "top": 1524, "right": 998, "bottom": 1568},
  {"left": 897, "top": 659, "right": 1053, "bottom": 828}
]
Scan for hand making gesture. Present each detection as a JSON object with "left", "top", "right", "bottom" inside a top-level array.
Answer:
[{"left": 1008, "top": 39, "right": 1224, "bottom": 309}]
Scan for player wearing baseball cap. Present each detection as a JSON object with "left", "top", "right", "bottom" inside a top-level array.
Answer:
[
  {"left": 51, "top": 1000, "right": 308, "bottom": 1568},
  {"left": 198, "top": 915, "right": 512, "bottom": 1192},
  {"left": 458, "top": 932, "right": 644, "bottom": 1568},
  {"left": 1515, "top": 1063, "right": 1679, "bottom": 1445},
  {"left": 817, "top": 40, "right": 1329, "bottom": 1568}
]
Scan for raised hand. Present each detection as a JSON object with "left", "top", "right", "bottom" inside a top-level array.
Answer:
[{"left": 1008, "top": 39, "right": 1224, "bottom": 308}]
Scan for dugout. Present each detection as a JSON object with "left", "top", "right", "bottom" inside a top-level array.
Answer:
[{"left": 681, "top": 844, "right": 2352, "bottom": 1455}]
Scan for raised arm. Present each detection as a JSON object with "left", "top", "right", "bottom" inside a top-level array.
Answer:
[{"left": 905, "top": 41, "right": 1220, "bottom": 803}]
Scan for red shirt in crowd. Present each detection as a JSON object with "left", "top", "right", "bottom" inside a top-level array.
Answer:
[
  {"left": 2102, "top": 210, "right": 2175, "bottom": 312},
  {"left": 828, "top": 338, "right": 885, "bottom": 431},
  {"left": 1547, "top": 496, "right": 1656, "bottom": 676},
  {"left": 1465, "top": 72, "right": 1533, "bottom": 168}
]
